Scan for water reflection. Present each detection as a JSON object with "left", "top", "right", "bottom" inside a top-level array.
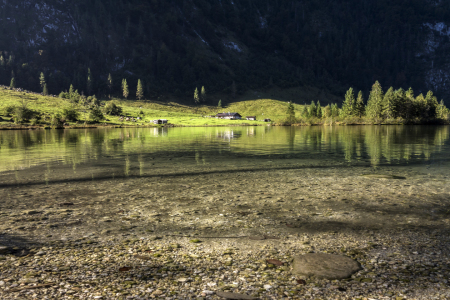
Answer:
[{"left": 0, "top": 126, "right": 448, "bottom": 183}]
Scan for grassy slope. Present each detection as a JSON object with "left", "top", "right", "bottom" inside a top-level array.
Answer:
[{"left": 0, "top": 88, "right": 304, "bottom": 126}]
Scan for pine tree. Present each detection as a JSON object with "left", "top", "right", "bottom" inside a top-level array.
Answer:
[
  {"left": 87, "top": 68, "right": 92, "bottom": 95},
  {"left": 43, "top": 84, "right": 48, "bottom": 96},
  {"left": 355, "top": 91, "right": 365, "bottom": 117},
  {"left": 425, "top": 90, "right": 439, "bottom": 120},
  {"left": 301, "top": 105, "right": 309, "bottom": 118},
  {"left": 136, "top": 79, "right": 144, "bottom": 100},
  {"left": 107, "top": 73, "right": 113, "bottom": 99},
  {"left": 218, "top": 99, "right": 222, "bottom": 108},
  {"left": 194, "top": 87, "right": 200, "bottom": 104},
  {"left": 10, "top": 77, "right": 15, "bottom": 89},
  {"left": 316, "top": 101, "right": 322, "bottom": 119},
  {"left": 341, "top": 87, "right": 355, "bottom": 117},
  {"left": 201, "top": 86, "right": 206, "bottom": 102},
  {"left": 39, "top": 72, "right": 46, "bottom": 91},
  {"left": 394, "top": 88, "right": 406, "bottom": 119},
  {"left": 286, "top": 102, "right": 295, "bottom": 123},
  {"left": 308, "top": 101, "right": 317, "bottom": 117},
  {"left": 366, "top": 81, "right": 384, "bottom": 120},
  {"left": 122, "top": 79, "right": 129, "bottom": 99},
  {"left": 405, "top": 88, "right": 415, "bottom": 119},
  {"left": 69, "top": 84, "right": 74, "bottom": 97},
  {"left": 382, "top": 87, "right": 396, "bottom": 119},
  {"left": 323, "top": 104, "right": 331, "bottom": 118},
  {"left": 331, "top": 103, "right": 340, "bottom": 117}
]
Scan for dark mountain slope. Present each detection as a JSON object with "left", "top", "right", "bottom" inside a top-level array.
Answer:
[{"left": 1, "top": 0, "right": 450, "bottom": 103}]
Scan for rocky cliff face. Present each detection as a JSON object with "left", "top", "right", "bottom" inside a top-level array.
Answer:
[{"left": 1, "top": 0, "right": 450, "bottom": 102}]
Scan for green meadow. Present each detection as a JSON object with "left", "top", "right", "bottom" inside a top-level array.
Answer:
[{"left": 0, "top": 88, "right": 304, "bottom": 127}]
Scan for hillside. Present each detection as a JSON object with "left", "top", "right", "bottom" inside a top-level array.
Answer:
[
  {"left": 1, "top": 0, "right": 450, "bottom": 104},
  {"left": 0, "top": 88, "right": 301, "bottom": 126}
]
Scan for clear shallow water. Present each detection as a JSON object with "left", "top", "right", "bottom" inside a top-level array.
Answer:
[{"left": 0, "top": 125, "right": 449, "bottom": 185}]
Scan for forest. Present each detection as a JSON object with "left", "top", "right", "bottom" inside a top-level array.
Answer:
[{"left": 1, "top": 0, "right": 450, "bottom": 103}]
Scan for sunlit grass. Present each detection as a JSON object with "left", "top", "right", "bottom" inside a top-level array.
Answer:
[{"left": 0, "top": 88, "right": 305, "bottom": 126}]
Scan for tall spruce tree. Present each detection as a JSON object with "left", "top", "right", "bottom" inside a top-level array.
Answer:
[
  {"left": 425, "top": 90, "right": 439, "bottom": 120},
  {"left": 122, "top": 79, "right": 129, "bottom": 99},
  {"left": 43, "top": 84, "right": 48, "bottom": 96},
  {"left": 405, "top": 88, "right": 415, "bottom": 119},
  {"left": 287, "top": 102, "right": 295, "bottom": 123},
  {"left": 136, "top": 79, "right": 144, "bottom": 100},
  {"left": 87, "top": 68, "right": 92, "bottom": 95},
  {"left": 355, "top": 91, "right": 365, "bottom": 117},
  {"left": 382, "top": 87, "right": 396, "bottom": 119},
  {"left": 331, "top": 103, "right": 339, "bottom": 117},
  {"left": 39, "top": 72, "right": 46, "bottom": 91},
  {"left": 10, "top": 77, "right": 15, "bottom": 88},
  {"left": 194, "top": 87, "right": 200, "bottom": 104},
  {"left": 341, "top": 87, "right": 355, "bottom": 117},
  {"left": 366, "top": 81, "right": 384, "bottom": 120},
  {"left": 316, "top": 101, "right": 322, "bottom": 119},
  {"left": 394, "top": 88, "right": 407, "bottom": 119},
  {"left": 107, "top": 73, "right": 113, "bottom": 99},
  {"left": 201, "top": 86, "right": 206, "bottom": 102},
  {"left": 301, "top": 105, "right": 309, "bottom": 118},
  {"left": 308, "top": 101, "right": 317, "bottom": 117}
]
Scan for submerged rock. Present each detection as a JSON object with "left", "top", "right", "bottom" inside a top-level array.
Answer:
[{"left": 292, "top": 253, "right": 361, "bottom": 280}]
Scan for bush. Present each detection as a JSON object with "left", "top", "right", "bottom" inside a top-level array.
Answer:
[
  {"left": 4, "top": 105, "right": 16, "bottom": 117},
  {"left": 59, "top": 92, "right": 69, "bottom": 99},
  {"left": 51, "top": 113, "right": 64, "bottom": 128},
  {"left": 12, "top": 106, "right": 37, "bottom": 123},
  {"left": 61, "top": 107, "right": 79, "bottom": 122},
  {"left": 89, "top": 106, "right": 104, "bottom": 122},
  {"left": 88, "top": 96, "right": 100, "bottom": 107},
  {"left": 104, "top": 102, "right": 123, "bottom": 116}
]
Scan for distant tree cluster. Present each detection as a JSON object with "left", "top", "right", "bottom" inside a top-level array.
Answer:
[{"left": 298, "top": 81, "right": 449, "bottom": 124}]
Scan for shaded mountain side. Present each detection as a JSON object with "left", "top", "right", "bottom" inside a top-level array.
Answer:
[{"left": 1, "top": 0, "right": 450, "bottom": 104}]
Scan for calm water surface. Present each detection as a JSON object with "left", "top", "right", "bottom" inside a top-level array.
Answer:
[{"left": 0, "top": 125, "right": 449, "bottom": 185}]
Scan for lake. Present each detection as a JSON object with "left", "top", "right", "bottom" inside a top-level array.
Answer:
[{"left": 1, "top": 125, "right": 449, "bottom": 186}]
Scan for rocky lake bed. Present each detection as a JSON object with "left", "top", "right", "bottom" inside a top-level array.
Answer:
[{"left": 1, "top": 157, "right": 450, "bottom": 300}]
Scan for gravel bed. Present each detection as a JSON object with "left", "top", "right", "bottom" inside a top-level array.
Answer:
[{"left": 1, "top": 162, "right": 450, "bottom": 299}]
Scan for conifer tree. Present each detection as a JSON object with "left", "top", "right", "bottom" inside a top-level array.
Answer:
[
  {"left": 425, "top": 90, "right": 439, "bottom": 120},
  {"left": 194, "top": 87, "right": 200, "bottom": 104},
  {"left": 10, "top": 77, "right": 15, "bottom": 89},
  {"left": 218, "top": 99, "right": 222, "bottom": 108},
  {"left": 43, "top": 84, "right": 48, "bottom": 96},
  {"left": 366, "top": 81, "right": 384, "bottom": 120},
  {"left": 323, "top": 104, "right": 331, "bottom": 118},
  {"left": 308, "top": 101, "right": 317, "bottom": 117},
  {"left": 316, "top": 101, "right": 322, "bottom": 119},
  {"left": 122, "top": 79, "right": 129, "bottom": 99},
  {"left": 382, "top": 87, "right": 396, "bottom": 119},
  {"left": 415, "top": 93, "right": 426, "bottom": 119},
  {"left": 341, "top": 87, "right": 355, "bottom": 117},
  {"left": 201, "top": 86, "right": 206, "bottom": 102},
  {"left": 69, "top": 84, "right": 74, "bottom": 97},
  {"left": 355, "top": 91, "right": 365, "bottom": 117},
  {"left": 394, "top": 88, "right": 406, "bottom": 119},
  {"left": 87, "top": 68, "right": 92, "bottom": 95},
  {"left": 39, "top": 72, "right": 46, "bottom": 91},
  {"left": 405, "top": 88, "right": 415, "bottom": 119},
  {"left": 438, "top": 100, "right": 449, "bottom": 120},
  {"left": 286, "top": 102, "right": 295, "bottom": 123},
  {"left": 107, "top": 73, "right": 113, "bottom": 99},
  {"left": 136, "top": 79, "right": 144, "bottom": 100},
  {"left": 301, "top": 105, "right": 309, "bottom": 118},
  {"left": 331, "top": 103, "right": 340, "bottom": 117}
]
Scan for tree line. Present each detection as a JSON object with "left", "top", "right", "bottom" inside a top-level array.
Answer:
[{"left": 296, "top": 81, "right": 449, "bottom": 124}]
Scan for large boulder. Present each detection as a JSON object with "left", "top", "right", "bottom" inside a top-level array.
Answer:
[{"left": 292, "top": 253, "right": 361, "bottom": 280}]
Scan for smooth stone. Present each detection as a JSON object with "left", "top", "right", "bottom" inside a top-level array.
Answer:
[
  {"left": 292, "top": 253, "right": 361, "bottom": 280},
  {"left": 361, "top": 174, "right": 406, "bottom": 179},
  {"left": 216, "top": 291, "right": 257, "bottom": 299},
  {"left": 0, "top": 246, "right": 9, "bottom": 254}
]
